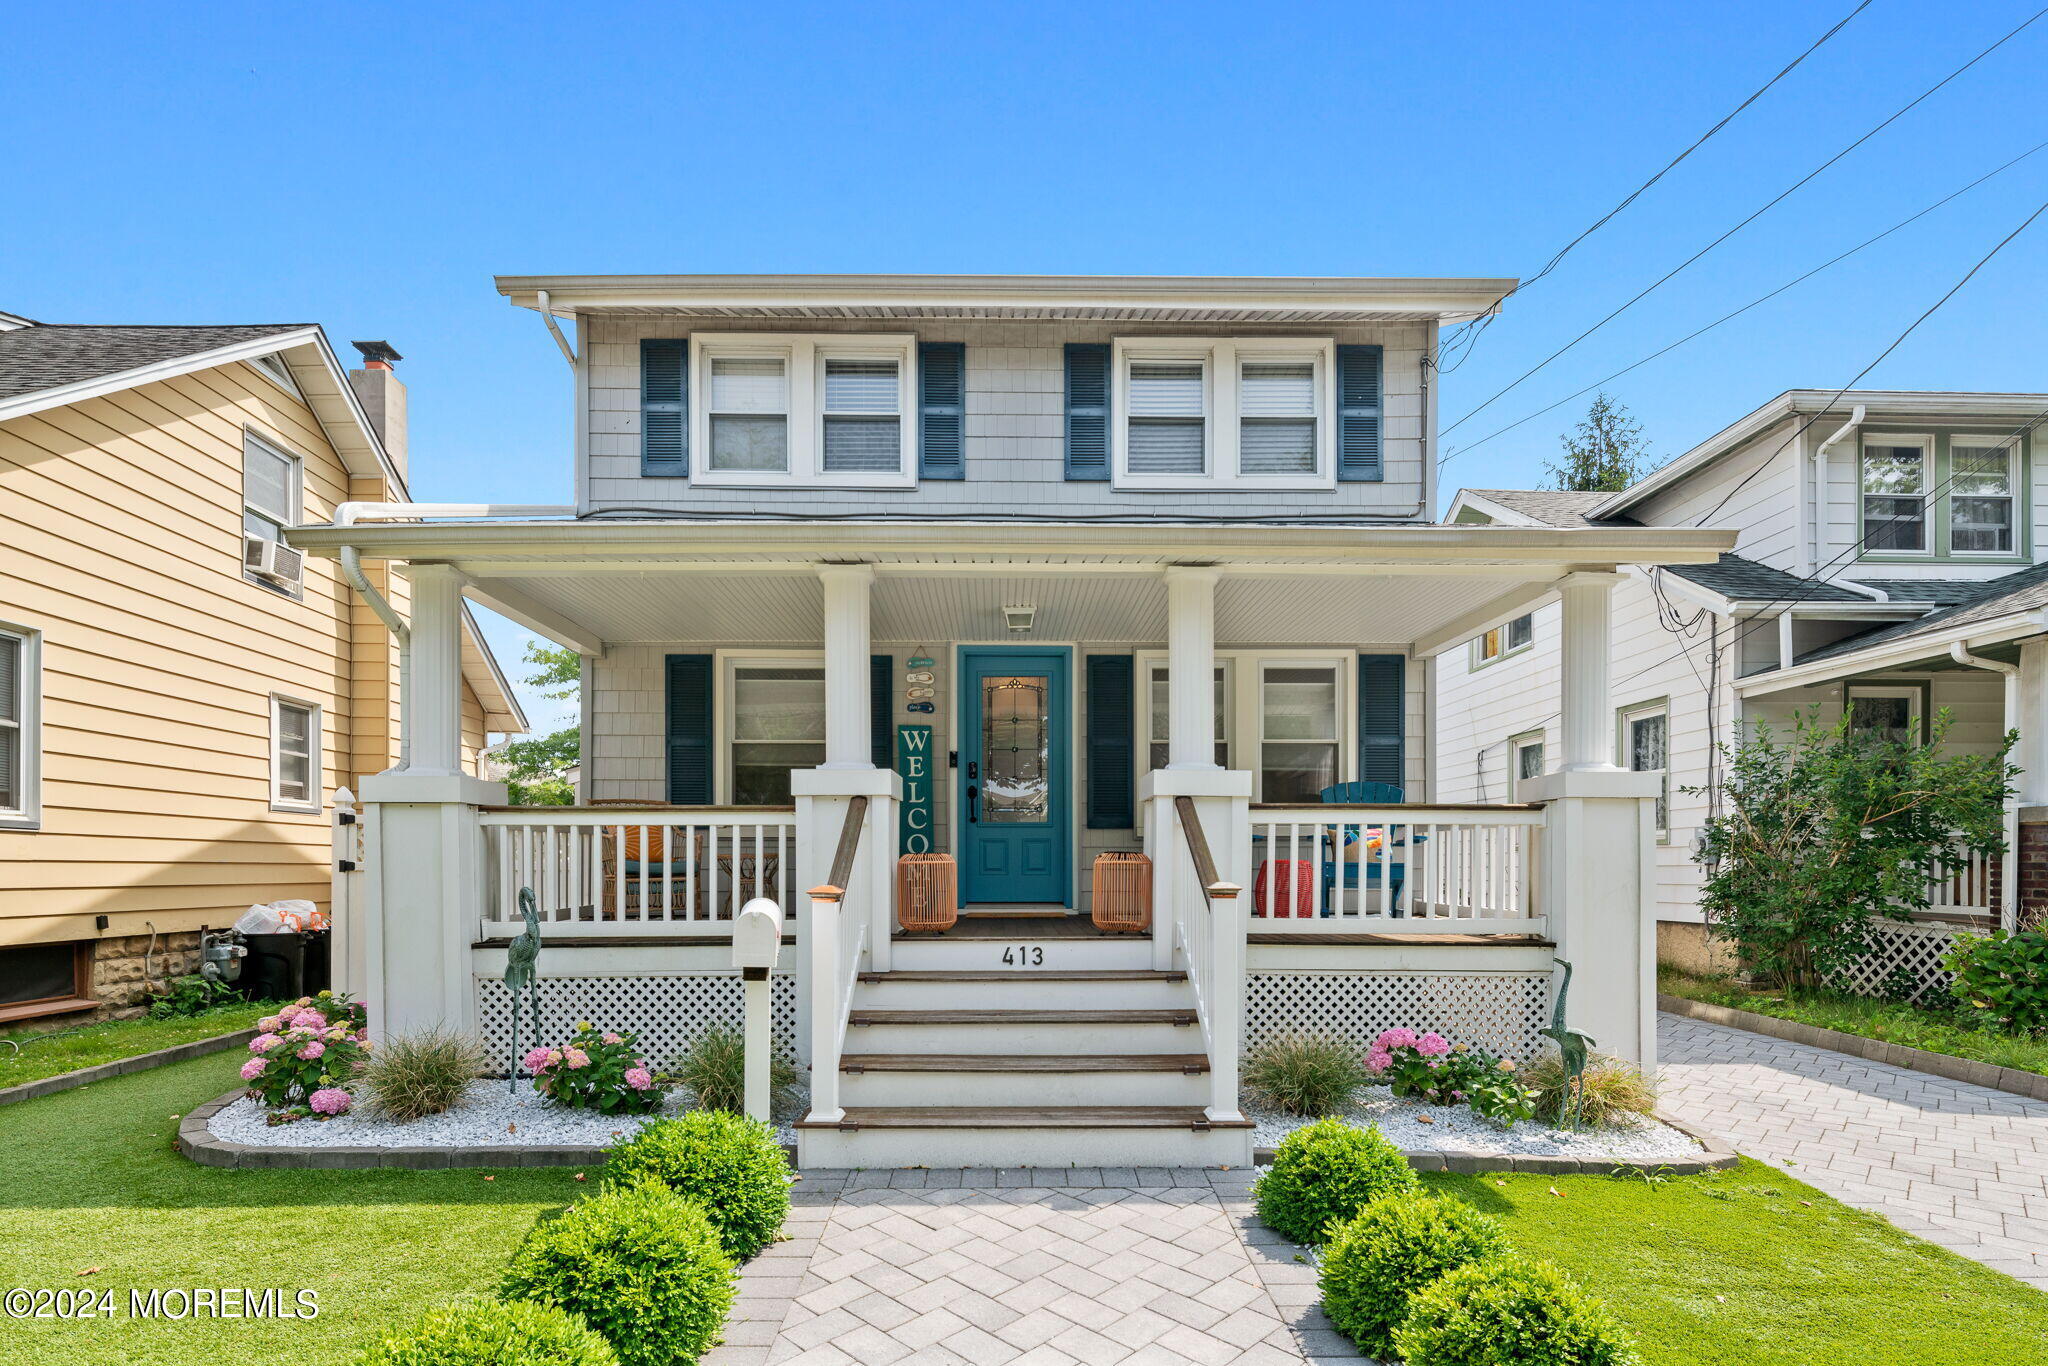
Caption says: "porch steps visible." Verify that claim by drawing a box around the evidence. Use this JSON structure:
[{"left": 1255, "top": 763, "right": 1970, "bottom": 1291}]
[
  {"left": 847, "top": 1008, "right": 1197, "bottom": 1026},
  {"left": 797, "top": 1106, "right": 1245, "bottom": 1129},
  {"left": 856, "top": 970, "right": 1187, "bottom": 984},
  {"left": 840, "top": 1053, "right": 1209, "bottom": 1071}
]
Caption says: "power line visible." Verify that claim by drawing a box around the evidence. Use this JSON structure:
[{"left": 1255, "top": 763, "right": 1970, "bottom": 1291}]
[{"left": 1441, "top": 7, "right": 2048, "bottom": 437}]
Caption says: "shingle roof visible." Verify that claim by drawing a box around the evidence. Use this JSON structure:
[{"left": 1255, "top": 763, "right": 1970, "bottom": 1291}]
[
  {"left": 1855, "top": 579, "right": 1984, "bottom": 605},
  {"left": 1463, "top": 488, "right": 1634, "bottom": 528},
  {"left": 1795, "top": 559, "right": 2048, "bottom": 666},
  {"left": 0, "top": 323, "right": 307, "bottom": 404},
  {"left": 1665, "top": 553, "right": 1869, "bottom": 604}
]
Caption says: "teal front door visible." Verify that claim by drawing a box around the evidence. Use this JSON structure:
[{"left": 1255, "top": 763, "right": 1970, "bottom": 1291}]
[{"left": 959, "top": 648, "right": 1071, "bottom": 905}]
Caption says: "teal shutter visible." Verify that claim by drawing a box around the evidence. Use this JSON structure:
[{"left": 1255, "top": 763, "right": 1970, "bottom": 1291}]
[
  {"left": 664, "top": 654, "right": 714, "bottom": 803},
  {"left": 918, "top": 342, "right": 965, "bottom": 480},
  {"left": 1085, "top": 654, "right": 1135, "bottom": 828},
  {"left": 1064, "top": 343, "right": 1111, "bottom": 481},
  {"left": 1336, "top": 345, "right": 1383, "bottom": 482},
  {"left": 641, "top": 339, "right": 689, "bottom": 477},
  {"left": 871, "top": 654, "right": 893, "bottom": 768},
  {"left": 1357, "top": 654, "right": 1405, "bottom": 786}
]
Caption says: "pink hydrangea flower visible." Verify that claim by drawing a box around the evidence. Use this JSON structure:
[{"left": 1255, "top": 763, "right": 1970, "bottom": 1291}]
[
  {"left": 249, "top": 1033, "right": 282, "bottom": 1053},
  {"left": 1365, "top": 1048, "right": 1393, "bottom": 1074},
  {"left": 256, "top": 1015, "right": 285, "bottom": 1033},
  {"left": 623, "top": 1067, "right": 653, "bottom": 1091},
  {"left": 1416, "top": 1032, "right": 1452, "bottom": 1057},
  {"left": 563, "top": 1047, "right": 591, "bottom": 1070},
  {"left": 522, "top": 1046, "right": 554, "bottom": 1075},
  {"left": 602, "top": 1033, "right": 623, "bottom": 1045},
  {"left": 1376, "top": 1027, "right": 1418, "bottom": 1051},
  {"left": 309, "top": 1088, "right": 351, "bottom": 1115},
  {"left": 292, "top": 1009, "right": 328, "bottom": 1030},
  {"left": 239, "top": 1058, "right": 266, "bottom": 1081},
  {"left": 1424, "top": 1058, "right": 1442, "bottom": 1070},
  {"left": 297, "top": 1041, "right": 326, "bottom": 1061}
]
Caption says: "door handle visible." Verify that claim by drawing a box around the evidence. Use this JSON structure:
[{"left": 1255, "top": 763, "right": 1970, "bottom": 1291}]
[{"left": 966, "top": 785, "right": 979, "bottom": 823}]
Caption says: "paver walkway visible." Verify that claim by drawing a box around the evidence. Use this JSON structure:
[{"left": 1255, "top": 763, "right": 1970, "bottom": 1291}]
[
  {"left": 1660, "top": 1012, "right": 2048, "bottom": 1291},
  {"left": 708, "top": 1167, "right": 1352, "bottom": 1366}
]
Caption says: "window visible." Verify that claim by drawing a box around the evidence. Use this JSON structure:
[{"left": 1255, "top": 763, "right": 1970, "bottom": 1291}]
[
  {"left": 1260, "top": 664, "right": 1340, "bottom": 803},
  {"left": 1474, "top": 613, "right": 1535, "bottom": 666},
  {"left": 1847, "top": 683, "right": 1926, "bottom": 744},
  {"left": 1512, "top": 734, "right": 1545, "bottom": 799},
  {"left": 270, "top": 697, "right": 320, "bottom": 812},
  {"left": 1861, "top": 441, "right": 1929, "bottom": 552},
  {"left": 692, "top": 334, "right": 916, "bottom": 488},
  {"left": 1621, "top": 703, "right": 1669, "bottom": 835},
  {"left": 1113, "top": 338, "right": 1333, "bottom": 489},
  {"left": 0, "top": 942, "right": 91, "bottom": 1022},
  {"left": 729, "top": 663, "right": 826, "bottom": 804},
  {"left": 243, "top": 432, "right": 301, "bottom": 544},
  {"left": 1951, "top": 441, "right": 2016, "bottom": 554},
  {"left": 0, "top": 624, "right": 40, "bottom": 828},
  {"left": 1145, "top": 663, "right": 1231, "bottom": 771}
]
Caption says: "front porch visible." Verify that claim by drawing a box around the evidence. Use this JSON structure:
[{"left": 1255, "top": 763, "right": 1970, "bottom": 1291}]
[{"left": 304, "top": 512, "right": 1731, "bottom": 1166}]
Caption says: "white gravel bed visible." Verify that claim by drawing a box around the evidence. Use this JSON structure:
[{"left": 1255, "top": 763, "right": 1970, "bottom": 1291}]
[
  {"left": 1251, "top": 1090, "right": 1702, "bottom": 1165},
  {"left": 210, "top": 1079, "right": 809, "bottom": 1150}
]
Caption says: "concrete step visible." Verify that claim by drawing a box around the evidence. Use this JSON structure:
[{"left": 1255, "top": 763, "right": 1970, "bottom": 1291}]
[
  {"left": 793, "top": 1106, "right": 1254, "bottom": 1168},
  {"left": 842, "top": 1008, "right": 1200, "bottom": 1055},
  {"left": 838, "top": 1053, "right": 1210, "bottom": 1107},
  {"left": 853, "top": 969, "right": 1191, "bottom": 1010},
  {"left": 885, "top": 936, "right": 1157, "bottom": 973}
]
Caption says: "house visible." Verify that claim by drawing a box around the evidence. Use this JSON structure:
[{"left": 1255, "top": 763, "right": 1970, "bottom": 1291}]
[
  {"left": 1440, "top": 389, "right": 2048, "bottom": 988},
  {"left": 290, "top": 273, "right": 1733, "bottom": 1166},
  {"left": 0, "top": 316, "right": 526, "bottom": 1025}
]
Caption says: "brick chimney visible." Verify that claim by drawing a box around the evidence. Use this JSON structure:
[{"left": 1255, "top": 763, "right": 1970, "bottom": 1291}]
[{"left": 348, "top": 340, "right": 408, "bottom": 480}]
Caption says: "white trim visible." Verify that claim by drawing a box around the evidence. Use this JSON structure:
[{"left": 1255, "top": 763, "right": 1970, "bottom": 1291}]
[
  {"left": 246, "top": 351, "right": 302, "bottom": 398},
  {"left": 1136, "top": 654, "right": 1237, "bottom": 778},
  {"left": 689, "top": 333, "right": 917, "bottom": 490},
  {"left": 0, "top": 622, "right": 42, "bottom": 830},
  {"left": 269, "top": 694, "right": 323, "bottom": 814},
  {"left": 1110, "top": 337, "right": 1335, "bottom": 492}
]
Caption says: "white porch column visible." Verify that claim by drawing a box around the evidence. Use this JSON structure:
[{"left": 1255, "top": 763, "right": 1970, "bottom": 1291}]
[
  {"left": 2017, "top": 641, "right": 2048, "bottom": 807},
  {"left": 407, "top": 564, "right": 468, "bottom": 777},
  {"left": 1558, "top": 572, "right": 1623, "bottom": 771},
  {"left": 1165, "top": 566, "right": 1221, "bottom": 770},
  {"left": 819, "top": 564, "right": 876, "bottom": 769}
]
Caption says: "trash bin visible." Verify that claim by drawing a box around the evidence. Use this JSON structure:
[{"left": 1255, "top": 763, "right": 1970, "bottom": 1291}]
[
  {"left": 301, "top": 928, "right": 332, "bottom": 996},
  {"left": 241, "top": 933, "right": 307, "bottom": 1002}
]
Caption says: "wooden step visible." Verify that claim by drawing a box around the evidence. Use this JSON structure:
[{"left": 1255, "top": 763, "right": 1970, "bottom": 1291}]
[
  {"left": 847, "top": 1008, "right": 1197, "bottom": 1027},
  {"left": 856, "top": 969, "right": 1187, "bottom": 984},
  {"left": 794, "top": 1106, "right": 1253, "bottom": 1130},
  {"left": 841, "top": 1053, "right": 1209, "bottom": 1074}
]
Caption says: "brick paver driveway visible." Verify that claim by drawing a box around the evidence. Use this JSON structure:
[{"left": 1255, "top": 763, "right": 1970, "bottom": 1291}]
[{"left": 1660, "top": 1013, "right": 2048, "bottom": 1291}]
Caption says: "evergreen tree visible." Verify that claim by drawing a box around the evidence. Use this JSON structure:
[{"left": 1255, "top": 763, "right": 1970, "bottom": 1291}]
[{"left": 1545, "top": 392, "right": 1651, "bottom": 493}]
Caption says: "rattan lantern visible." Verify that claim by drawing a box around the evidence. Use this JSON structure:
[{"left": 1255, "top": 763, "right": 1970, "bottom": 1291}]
[
  {"left": 896, "top": 853, "right": 959, "bottom": 933},
  {"left": 1092, "top": 851, "right": 1152, "bottom": 932}
]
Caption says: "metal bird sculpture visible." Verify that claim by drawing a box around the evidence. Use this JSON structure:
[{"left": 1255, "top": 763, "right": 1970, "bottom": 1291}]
[
  {"left": 504, "top": 888, "right": 543, "bottom": 1094},
  {"left": 1541, "top": 958, "right": 1598, "bottom": 1131}
]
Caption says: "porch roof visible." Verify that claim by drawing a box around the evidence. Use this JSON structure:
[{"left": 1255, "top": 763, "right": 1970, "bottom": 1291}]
[{"left": 289, "top": 516, "right": 1734, "bottom": 655}]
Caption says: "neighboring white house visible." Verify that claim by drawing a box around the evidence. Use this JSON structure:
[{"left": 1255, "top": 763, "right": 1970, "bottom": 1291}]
[
  {"left": 1439, "top": 390, "right": 2048, "bottom": 982},
  {"left": 295, "top": 273, "right": 1733, "bottom": 1167}
]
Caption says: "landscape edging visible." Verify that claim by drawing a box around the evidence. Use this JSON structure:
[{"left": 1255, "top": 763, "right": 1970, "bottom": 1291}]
[
  {"left": 0, "top": 1028, "right": 260, "bottom": 1109},
  {"left": 1250, "top": 1110, "right": 1736, "bottom": 1175},
  {"left": 1658, "top": 993, "right": 2048, "bottom": 1102}
]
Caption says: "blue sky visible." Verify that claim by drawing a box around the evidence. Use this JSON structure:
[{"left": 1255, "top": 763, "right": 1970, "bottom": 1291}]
[{"left": 7, "top": 1, "right": 2046, "bottom": 735}]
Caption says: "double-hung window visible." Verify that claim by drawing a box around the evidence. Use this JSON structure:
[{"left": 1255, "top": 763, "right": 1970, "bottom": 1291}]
[
  {"left": 0, "top": 624, "right": 40, "bottom": 828},
  {"left": 1620, "top": 702, "right": 1669, "bottom": 835},
  {"left": 728, "top": 662, "right": 827, "bottom": 805},
  {"left": 1145, "top": 662, "right": 1232, "bottom": 771},
  {"left": 270, "top": 696, "right": 320, "bottom": 813},
  {"left": 1474, "top": 613, "right": 1534, "bottom": 666},
  {"left": 1113, "top": 339, "right": 1334, "bottom": 490},
  {"left": 1951, "top": 440, "right": 2017, "bottom": 554},
  {"left": 243, "top": 432, "right": 300, "bottom": 546},
  {"left": 1259, "top": 663, "right": 1341, "bottom": 803},
  {"left": 1861, "top": 441, "right": 1930, "bottom": 552},
  {"left": 692, "top": 335, "right": 916, "bottom": 489},
  {"left": 1512, "top": 734, "right": 1545, "bottom": 799},
  {"left": 1846, "top": 683, "right": 1925, "bottom": 743}
]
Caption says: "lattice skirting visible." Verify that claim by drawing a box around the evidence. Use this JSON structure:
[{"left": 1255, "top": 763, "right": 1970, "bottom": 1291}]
[
  {"left": 1245, "top": 971, "right": 1550, "bottom": 1061},
  {"left": 477, "top": 973, "right": 797, "bottom": 1069},
  {"left": 1826, "top": 918, "right": 1968, "bottom": 1005}
]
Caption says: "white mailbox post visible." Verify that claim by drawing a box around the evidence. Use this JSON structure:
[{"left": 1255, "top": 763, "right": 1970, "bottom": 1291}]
[{"left": 732, "top": 897, "right": 785, "bottom": 1122}]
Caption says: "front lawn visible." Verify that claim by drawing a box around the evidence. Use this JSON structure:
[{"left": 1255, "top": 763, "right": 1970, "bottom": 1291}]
[
  {"left": 1421, "top": 1162, "right": 2048, "bottom": 1365},
  {"left": 0, "top": 1002, "right": 275, "bottom": 1090},
  {"left": 1660, "top": 965, "right": 2048, "bottom": 1078}
]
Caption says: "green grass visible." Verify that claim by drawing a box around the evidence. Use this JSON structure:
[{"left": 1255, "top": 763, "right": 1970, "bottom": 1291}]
[
  {"left": 0, "top": 1051, "right": 585, "bottom": 1365},
  {"left": 1422, "top": 1162, "right": 2048, "bottom": 1365},
  {"left": 0, "top": 1003, "right": 277, "bottom": 1090},
  {"left": 1660, "top": 966, "right": 2048, "bottom": 1078}
]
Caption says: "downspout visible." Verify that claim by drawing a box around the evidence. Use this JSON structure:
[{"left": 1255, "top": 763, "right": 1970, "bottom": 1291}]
[
  {"left": 536, "top": 290, "right": 578, "bottom": 366},
  {"left": 1811, "top": 404, "right": 1865, "bottom": 575},
  {"left": 341, "top": 545, "right": 411, "bottom": 770},
  {"left": 1950, "top": 639, "right": 2021, "bottom": 931}
]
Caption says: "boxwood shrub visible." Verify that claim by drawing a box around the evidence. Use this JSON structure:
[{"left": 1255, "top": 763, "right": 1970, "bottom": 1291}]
[
  {"left": 1320, "top": 1191, "right": 1514, "bottom": 1358},
  {"left": 500, "top": 1180, "right": 735, "bottom": 1366},
  {"left": 354, "top": 1300, "right": 618, "bottom": 1366},
  {"left": 1253, "top": 1117, "right": 1418, "bottom": 1244},
  {"left": 601, "top": 1110, "right": 792, "bottom": 1260},
  {"left": 1394, "top": 1257, "right": 1643, "bottom": 1366}
]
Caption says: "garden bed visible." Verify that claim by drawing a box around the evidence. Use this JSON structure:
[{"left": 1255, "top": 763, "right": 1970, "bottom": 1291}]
[{"left": 1250, "top": 1095, "right": 1729, "bottom": 1173}]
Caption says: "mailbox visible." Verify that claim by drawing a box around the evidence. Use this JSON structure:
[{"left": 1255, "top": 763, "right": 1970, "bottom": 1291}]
[{"left": 733, "top": 897, "right": 784, "bottom": 976}]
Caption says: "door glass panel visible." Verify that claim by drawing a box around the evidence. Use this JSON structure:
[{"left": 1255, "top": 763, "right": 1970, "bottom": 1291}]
[{"left": 981, "top": 675, "right": 1049, "bottom": 823}]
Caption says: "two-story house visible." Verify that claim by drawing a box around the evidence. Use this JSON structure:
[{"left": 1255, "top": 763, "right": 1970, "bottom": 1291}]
[
  {"left": 288, "top": 273, "right": 1732, "bottom": 1167},
  {"left": 1439, "top": 389, "right": 2048, "bottom": 990},
  {"left": 0, "top": 316, "right": 525, "bottom": 1024}
]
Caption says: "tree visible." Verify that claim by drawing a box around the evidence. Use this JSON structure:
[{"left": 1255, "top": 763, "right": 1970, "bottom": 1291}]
[
  {"left": 1689, "top": 709, "right": 2015, "bottom": 993},
  {"left": 503, "top": 642, "right": 582, "bottom": 806},
  {"left": 1545, "top": 392, "right": 1651, "bottom": 493}
]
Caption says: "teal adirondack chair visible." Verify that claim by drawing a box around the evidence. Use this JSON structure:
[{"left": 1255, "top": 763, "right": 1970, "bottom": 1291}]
[{"left": 1319, "top": 782, "right": 1410, "bottom": 917}]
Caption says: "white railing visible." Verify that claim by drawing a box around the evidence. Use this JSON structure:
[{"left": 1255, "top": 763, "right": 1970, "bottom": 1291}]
[
  {"left": 805, "top": 795, "right": 873, "bottom": 1125},
  {"left": 1245, "top": 804, "right": 1546, "bottom": 934},
  {"left": 1168, "top": 795, "right": 1244, "bottom": 1122},
  {"left": 1923, "top": 842, "right": 1996, "bottom": 920},
  {"left": 479, "top": 807, "right": 797, "bottom": 937}
]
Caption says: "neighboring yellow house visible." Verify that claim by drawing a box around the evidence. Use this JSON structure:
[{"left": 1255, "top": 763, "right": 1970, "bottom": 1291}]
[{"left": 0, "top": 315, "right": 525, "bottom": 1022}]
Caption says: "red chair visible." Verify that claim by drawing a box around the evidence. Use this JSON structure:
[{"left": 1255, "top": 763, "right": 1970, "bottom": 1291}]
[{"left": 1252, "top": 859, "right": 1316, "bottom": 918}]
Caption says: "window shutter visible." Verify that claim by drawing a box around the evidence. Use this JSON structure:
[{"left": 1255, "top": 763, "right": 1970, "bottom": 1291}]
[
  {"left": 1064, "top": 343, "right": 1111, "bottom": 481},
  {"left": 1357, "top": 654, "right": 1405, "bottom": 786},
  {"left": 664, "top": 654, "right": 714, "bottom": 803},
  {"left": 871, "top": 654, "right": 893, "bottom": 768},
  {"left": 1085, "top": 654, "right": 1135, "bottom": 828},
  {"left": 641, "top": 339, "right": 689, "bottom": 477},
  {"left": 918, "top": 342, "right": 966, "bottom": 480},
  {"left": 1336, "top": 344, "right": 1383, "bottom": 482}
]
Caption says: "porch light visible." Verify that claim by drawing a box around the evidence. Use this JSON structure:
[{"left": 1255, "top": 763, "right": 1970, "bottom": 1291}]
[{"left": 1002, "top": 603, "right": 1036, "bottom": 633}]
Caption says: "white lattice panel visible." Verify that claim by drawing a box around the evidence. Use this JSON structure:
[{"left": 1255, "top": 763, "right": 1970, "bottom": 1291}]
[
  {"left": 1245, "top": 972, "right": 1549, "bottom": 1062},
  {"left": 1827, "top": 919, "right": 1966, "bottom": 1005},
  {"left": 476, "top": 972, "right": 797, "bottom": 1070}
]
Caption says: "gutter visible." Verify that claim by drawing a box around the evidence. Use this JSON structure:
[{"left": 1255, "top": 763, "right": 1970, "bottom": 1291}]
[
  {"left": 535, "top": 289, "right": 578, "bottom": 366},
  {"left": 1734, "top": 609, "right": 2048, "bottom": 696}
]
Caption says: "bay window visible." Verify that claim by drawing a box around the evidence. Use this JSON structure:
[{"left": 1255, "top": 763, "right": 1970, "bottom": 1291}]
[
  {"left": 692, "top": 335, "right": 916, "bottom": 488},
  {"left": 1114, "top": 338, "right": 1333, "bottom": 489},
  {"left": 1861, "top": 441, "right": 1930, "bottom": 552},
  {"left": 1950, "top": 441, "right": 2015, "bottom": 554}
]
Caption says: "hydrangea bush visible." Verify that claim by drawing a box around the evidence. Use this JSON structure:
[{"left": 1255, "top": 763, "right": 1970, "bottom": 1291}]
[
  {"left": 242, "top": 991, "right": 372, "bottom": 1122},
  {"left": 1367, "top": 1028, "right": 1537, "bottom": 1128},
  {"left": 525, "top": 1023, "right": 666, "bottom": 1115}
]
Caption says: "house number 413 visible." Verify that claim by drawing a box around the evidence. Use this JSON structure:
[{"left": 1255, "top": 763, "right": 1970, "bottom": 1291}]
[{"left": 1000, "top": 945, "right": 1044, "bottom": 967}]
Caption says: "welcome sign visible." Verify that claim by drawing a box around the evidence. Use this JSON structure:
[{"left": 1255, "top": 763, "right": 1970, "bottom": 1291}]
[{"left": 896, "top": 724, "right": 935, "bottom": 854}]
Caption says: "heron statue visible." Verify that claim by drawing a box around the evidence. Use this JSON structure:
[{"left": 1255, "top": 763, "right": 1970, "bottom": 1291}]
[
  {"left": 504, "top": 887, "right": 543, "bottom": 1094},
  {"left": 1540, "top": 957, "right": 1598, "bottom": 1131}
]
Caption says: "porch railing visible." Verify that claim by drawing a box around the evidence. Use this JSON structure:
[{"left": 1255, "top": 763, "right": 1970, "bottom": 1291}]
[
  {"left": 1924, "top": 842, "right": 1996, "bottom": 921},
  {"left": 1245, "top": 804, "right": 1546, "bottom": 934},
  {"left": 480, "top": 807, "right": 797, "bottom": 937},
  {"left": 807, "top": 796, "right": 870, "bottom": 1124},
  {"left": 1171, "top": 795, "right": 1243, "bottom": 1121}
]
